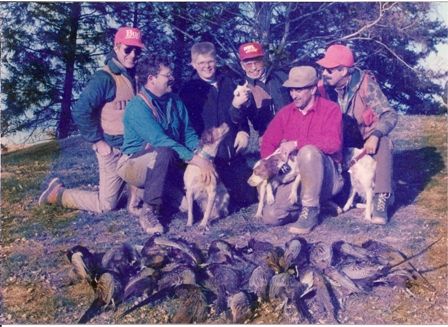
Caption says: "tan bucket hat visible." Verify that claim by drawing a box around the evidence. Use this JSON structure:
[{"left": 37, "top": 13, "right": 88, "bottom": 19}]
[{"left": 283, "top": 66, "right": 318, "bottom": 88}]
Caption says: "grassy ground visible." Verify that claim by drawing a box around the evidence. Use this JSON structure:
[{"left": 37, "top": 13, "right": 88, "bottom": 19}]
[
  {"left": 1, "top": 141, "right": 78, "bottom": 245},
  {"left": 0, "top": 115, "right": 447, "bottom": 324}
]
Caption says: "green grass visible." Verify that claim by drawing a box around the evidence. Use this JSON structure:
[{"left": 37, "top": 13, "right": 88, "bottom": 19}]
[
  {"left": 1, "top": 141, "right": 77, "bottom": 244},
  {"left": 416, "top": 119, "right": 448, "bottom": 215}
]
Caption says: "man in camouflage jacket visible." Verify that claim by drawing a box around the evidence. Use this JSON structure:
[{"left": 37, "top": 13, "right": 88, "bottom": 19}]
[{"left": 316, "top": 44, "right": 398, "bottom": 224}]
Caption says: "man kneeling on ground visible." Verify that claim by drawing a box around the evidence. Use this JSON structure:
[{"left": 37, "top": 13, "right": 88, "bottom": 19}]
[
  {"left": 260, "top": 66, "right": 344, "bottom": 234},
  {"left": 117, "top": 54, "right": 215, "bottom": 234}
]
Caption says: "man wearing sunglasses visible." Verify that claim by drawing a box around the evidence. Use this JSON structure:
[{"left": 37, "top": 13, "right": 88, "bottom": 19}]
[
  {"left": 316, "top": 44, "right": 398, "bottom": 225},
  {"left": 259, "top": 66, "right": 344, "bottom": 234},
  {"left": 39, "top": 26, "right": 144, "bottom": 215},
  {"left": 231, "top": 42, "right": 291, "bottom": 137}
]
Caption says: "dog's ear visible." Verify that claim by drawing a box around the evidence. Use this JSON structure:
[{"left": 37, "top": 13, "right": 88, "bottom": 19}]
[
  {"left": 200, "top": 128, "right": 215, "bottom": 146},
  {"left": 267, "top": 156, "right": 282, "bottom": 174}
]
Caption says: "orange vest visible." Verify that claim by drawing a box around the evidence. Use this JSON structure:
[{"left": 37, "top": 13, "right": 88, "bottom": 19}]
[{"left": 100, "top": 65, "right": 135, "bottom": 135}]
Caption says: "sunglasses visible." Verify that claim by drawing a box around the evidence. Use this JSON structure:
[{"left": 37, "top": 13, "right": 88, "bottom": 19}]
[
  {"left": 322, "top": 66, "right": 343, "bottom": 74},
  {"left": 123, "top": 46, "right": 142, "bottom": 56}
]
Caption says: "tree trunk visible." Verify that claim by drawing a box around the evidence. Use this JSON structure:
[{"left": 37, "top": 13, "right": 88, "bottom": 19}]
[{"left": 57, "top": 2, "right": 81, "bottom": 139}]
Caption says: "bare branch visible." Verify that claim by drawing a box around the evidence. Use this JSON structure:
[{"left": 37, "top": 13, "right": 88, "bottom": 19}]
[
  {"left": 340, "top": 2, "right": 398, "bottom": 40},
  {"left": 349, "top": 36, "right": 418, "bottom": 73}
]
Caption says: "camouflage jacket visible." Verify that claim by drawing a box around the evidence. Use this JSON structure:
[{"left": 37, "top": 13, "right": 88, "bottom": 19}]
[{"left": 320, "top": 67, "right": 398, "bottom": 139}]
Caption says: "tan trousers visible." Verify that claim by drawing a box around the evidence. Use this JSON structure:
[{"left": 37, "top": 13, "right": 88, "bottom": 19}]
[
  {"left": 262, "top": 145, "right": 344, "bottom": 226},
  {"left": 61, "top": 146, "right": 126, "bottom": 213}
]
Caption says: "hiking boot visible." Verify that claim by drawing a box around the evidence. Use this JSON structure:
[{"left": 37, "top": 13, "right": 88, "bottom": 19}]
[
  {"left": 38, "top": 177, "right": 64, "bottom": 206},
  {"left": 288, "top": 206, "right": 319, "bottom": 234},
  {"left": 127, "top": 185, "right": 143, "bottom": 216},
  {"left": 139, "top": 204, "right": 164, "bottom": 234},
  {"left": 371, "top": 192, "right": 393, "bottom": 225}
]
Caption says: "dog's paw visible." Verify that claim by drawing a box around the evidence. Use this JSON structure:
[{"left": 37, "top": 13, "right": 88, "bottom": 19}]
[
  {"left": 197, "top": 223, "right": 210, "bottom": 232},
  {"left": 342, "top": 204, "right": 351, "bottom": 212}
]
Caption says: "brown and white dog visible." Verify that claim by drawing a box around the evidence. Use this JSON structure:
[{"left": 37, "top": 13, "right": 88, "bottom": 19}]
[
  {"left": 342, "top": 147, "right": 377, "bottom": 221},
  {"left": 248, "top": 146, "right": 301, "bottom": 218},
  {"left": 182, "top": 123, "right": 230, "bottom": 229}
]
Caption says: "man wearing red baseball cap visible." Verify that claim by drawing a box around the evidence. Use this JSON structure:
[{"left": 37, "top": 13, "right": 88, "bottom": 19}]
[
  {"left": 231, "top": 41, "right": 291, "bottom": 137},
  {"left": 39, "top": 26, "right": 145, "bottom": 216},
  {"left": 316, "top": 44, "right": 398, "bottom": 225}
]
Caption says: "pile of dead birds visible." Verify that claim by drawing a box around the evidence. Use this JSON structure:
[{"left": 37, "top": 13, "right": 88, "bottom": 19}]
[{"left": 67, "top": 235, "right": 436, "bottom": 324}]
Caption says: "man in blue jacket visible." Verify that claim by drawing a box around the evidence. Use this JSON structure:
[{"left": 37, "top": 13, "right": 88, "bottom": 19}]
[
  {"left": 117, "top": 54, "right": 215, "bottom": 234},
  {"left": 38, "top": 27, "right": 144, "bottom": 214}
]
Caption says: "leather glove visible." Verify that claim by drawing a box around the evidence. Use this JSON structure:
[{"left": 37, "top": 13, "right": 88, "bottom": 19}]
[{"left": 234, "top": 131, "right": 249, "bottom": 153}]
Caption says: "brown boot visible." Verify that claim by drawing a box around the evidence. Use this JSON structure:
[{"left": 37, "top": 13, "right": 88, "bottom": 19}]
[
  {"left": 139, "top": 204, "right": 164, "bottom": 234},
  {"left": 38, "top": 177, "right": 64, "bottom": 206}
]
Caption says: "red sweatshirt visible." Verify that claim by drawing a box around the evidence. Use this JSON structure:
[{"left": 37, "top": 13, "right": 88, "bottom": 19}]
[{"left": 260, "top": 96, "right": 342, "bottom": 162}]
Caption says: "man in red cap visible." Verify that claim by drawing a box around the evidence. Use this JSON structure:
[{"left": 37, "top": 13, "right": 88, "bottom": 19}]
[
  {"left": 39, "top": 26, "right": 145, "bottom": 215},
  {"left": 231, "top": 41, "right": 291, "bottom": 137},
  {"left": 316, "top": 44, "right": 398, "bottom": 225}
]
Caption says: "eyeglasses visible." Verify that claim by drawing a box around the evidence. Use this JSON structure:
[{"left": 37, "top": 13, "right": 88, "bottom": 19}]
[
  {"left": 123, "top": 46, "right": 142, "bottom": 56},
  {"left": 242, "top": 58, "right": 264, "bottom": 68},
  {"left": 322, "top": 66, "right": 343, "bottom": 74},
  {"left": 158, "top": 73, "right": 174, "bottom": 79}
]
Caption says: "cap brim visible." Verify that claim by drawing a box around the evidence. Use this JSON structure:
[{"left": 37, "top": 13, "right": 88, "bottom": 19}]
[
  {"left": 316, "top": 57, "right": 339, "bottom": 69},
  {"left": 119, "top": 40, "right": 145, "bottom": 48},
  {"left": 283, "top": 80, "right": 317, "bottom": 88},
  {"left": 240, "top": 54, "right": 264, "bottom": 61}
]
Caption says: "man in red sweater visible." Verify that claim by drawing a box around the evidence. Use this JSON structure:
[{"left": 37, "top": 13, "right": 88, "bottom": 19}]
[{"left": 260, "top": 66, "right": 344, "bottom": 234}]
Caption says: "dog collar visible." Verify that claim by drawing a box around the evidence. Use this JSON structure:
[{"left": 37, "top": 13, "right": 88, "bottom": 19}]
[{"left": 197, "top": 148, "right": 214, "bottom": 161}]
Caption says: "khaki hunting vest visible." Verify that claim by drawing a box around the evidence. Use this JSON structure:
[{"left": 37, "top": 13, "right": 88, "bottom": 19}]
[{"left": 100, "top": 65, "right": 135, "bottom": 135}]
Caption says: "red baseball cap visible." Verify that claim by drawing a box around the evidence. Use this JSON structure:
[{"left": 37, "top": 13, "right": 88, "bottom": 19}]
[
  {"left": 114, "top": 27, "right": 144, "bottom": 48},
  {"left": 316, "top": 44, "right": 354, "bottom": 68},
  {"left": 238, "top": 42, "right": 265, "bottom": 61}
]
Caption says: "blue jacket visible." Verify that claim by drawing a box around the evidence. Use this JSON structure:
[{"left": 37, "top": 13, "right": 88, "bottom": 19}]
[
  {"left": 71, "top": 54, "right": 136, "bottom": 148},
  {"left": 121, "top": 88, "right": 199, "bottom": 161}
]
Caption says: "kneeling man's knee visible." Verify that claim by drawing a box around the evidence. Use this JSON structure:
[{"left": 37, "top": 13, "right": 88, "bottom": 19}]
[{"left": 297, "top": 145, "right": 321, "bottom": 163}]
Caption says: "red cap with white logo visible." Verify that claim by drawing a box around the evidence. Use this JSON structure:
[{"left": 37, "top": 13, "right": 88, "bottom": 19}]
[
  {"left": 114, "top": 27, "right": 144, "bottom": 48},
  {"left": 238, "top": 42, "right": 265, "bottom": 61}
]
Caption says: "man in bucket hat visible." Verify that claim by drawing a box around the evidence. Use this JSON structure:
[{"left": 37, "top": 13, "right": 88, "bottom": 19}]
[
  {"left": 316, "top": 44, "right": 398, "bottom": 225},
  {"left": 259, "top": 66, "right": 344, "bottom": 234},
  {"left": 38, "top": 26, "right": 145, "bottom": 215},
  {"left": 231, "top": 41, "right": 291, "bottom": 137}
]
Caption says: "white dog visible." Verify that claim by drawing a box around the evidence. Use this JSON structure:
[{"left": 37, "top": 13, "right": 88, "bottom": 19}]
[
  {"left": 183, "top": 123, "right": 230, "bottom": 229},
  {"left": 342, "top": 147, "right": 377, "bottom": 221},
  {"left": 248, "top": 147, "right": 301, "bottom": 218}
]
